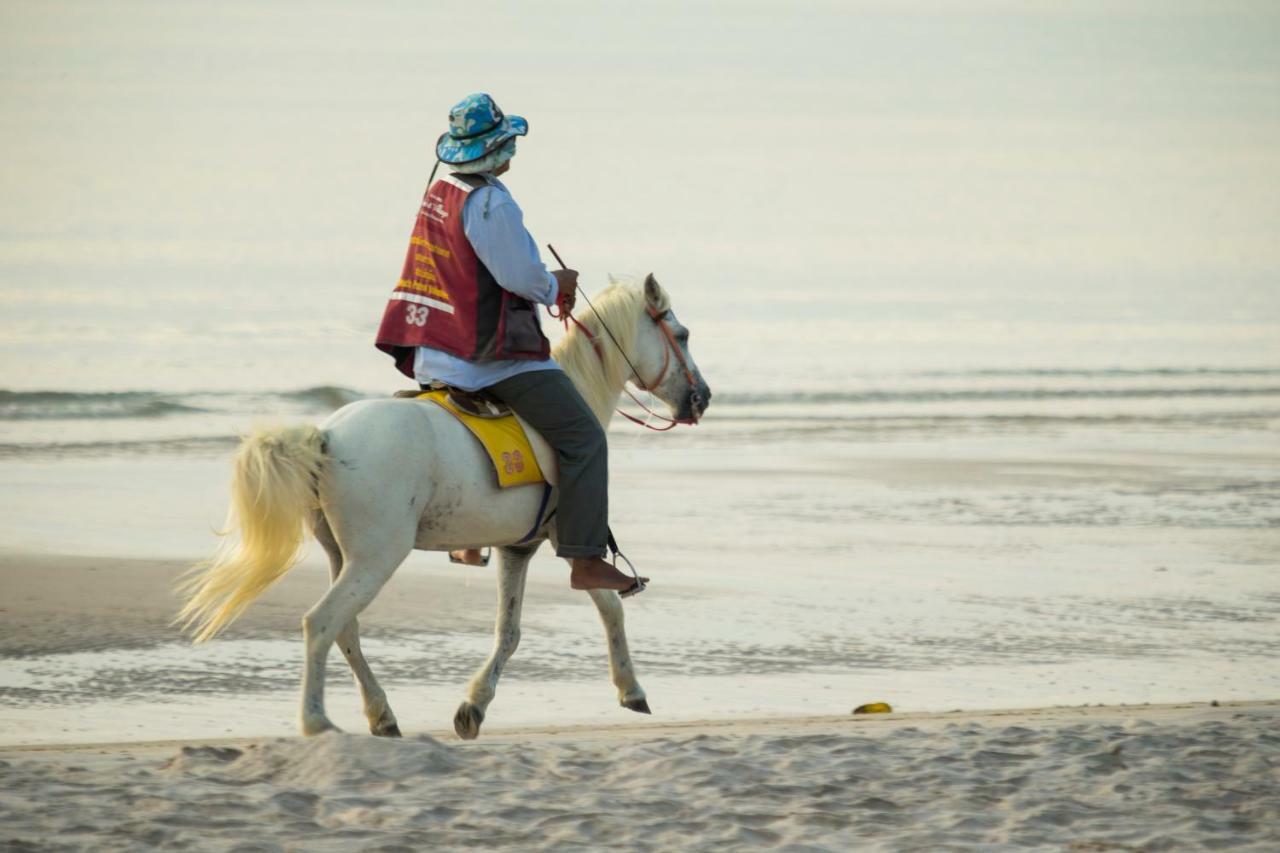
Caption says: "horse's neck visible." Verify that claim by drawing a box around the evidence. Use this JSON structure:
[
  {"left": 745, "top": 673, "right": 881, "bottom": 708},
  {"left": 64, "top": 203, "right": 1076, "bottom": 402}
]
[
  {"left": 569, "top": 367, "right": 624, "bottom": 428},
  {"left": 557, "top": 324, "right": 630, "bottom": 428}
]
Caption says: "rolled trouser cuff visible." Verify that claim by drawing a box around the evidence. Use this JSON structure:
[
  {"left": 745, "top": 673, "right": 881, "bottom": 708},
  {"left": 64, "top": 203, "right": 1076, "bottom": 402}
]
[{"left": 556, "top": 544, "right": 608, "bottom": 559}]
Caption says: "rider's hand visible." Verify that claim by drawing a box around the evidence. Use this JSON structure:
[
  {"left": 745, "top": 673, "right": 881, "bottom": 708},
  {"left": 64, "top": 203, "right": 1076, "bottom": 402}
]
[{"left": 552, "top": 268, "right": 579, "bottom": 312}]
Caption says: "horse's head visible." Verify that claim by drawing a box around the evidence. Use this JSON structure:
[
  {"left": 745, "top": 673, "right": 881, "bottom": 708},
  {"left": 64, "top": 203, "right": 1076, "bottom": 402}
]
[
  {"left": 553, "top": 274, "right": 712, "bottom": 425},
  {"left": 629, "top": 273, "right": 713, "bottom": 423}
]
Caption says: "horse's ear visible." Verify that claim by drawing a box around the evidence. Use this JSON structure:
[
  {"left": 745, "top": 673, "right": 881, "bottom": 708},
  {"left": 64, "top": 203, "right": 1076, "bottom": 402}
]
[{"left": 643, "top": 273, "right": 661, "bottom": 308}]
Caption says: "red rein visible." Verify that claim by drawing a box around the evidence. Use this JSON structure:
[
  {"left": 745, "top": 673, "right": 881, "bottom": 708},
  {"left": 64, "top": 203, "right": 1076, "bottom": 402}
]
[{"left": 545, "top": 251, "right": 698, "bottom": 432}]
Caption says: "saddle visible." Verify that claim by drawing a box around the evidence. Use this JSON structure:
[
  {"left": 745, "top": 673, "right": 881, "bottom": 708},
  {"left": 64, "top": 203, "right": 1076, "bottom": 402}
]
[
  {"left": 393, "top": 383, "right": 510, "bottom": 419},
  {"left": 393, "top": 386, "right": 558, "bottom": 489}
]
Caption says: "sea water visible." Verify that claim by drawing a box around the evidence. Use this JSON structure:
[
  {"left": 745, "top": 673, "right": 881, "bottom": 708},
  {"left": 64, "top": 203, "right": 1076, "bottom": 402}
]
[{"left": 2, "top": 2, "right": 1278, "bottom": 740}]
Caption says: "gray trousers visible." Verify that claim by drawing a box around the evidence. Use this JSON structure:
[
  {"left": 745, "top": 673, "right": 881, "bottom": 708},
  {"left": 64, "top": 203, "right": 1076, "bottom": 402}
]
[{"left": 486, "top": 369, "right": 608, "bottom": 559}]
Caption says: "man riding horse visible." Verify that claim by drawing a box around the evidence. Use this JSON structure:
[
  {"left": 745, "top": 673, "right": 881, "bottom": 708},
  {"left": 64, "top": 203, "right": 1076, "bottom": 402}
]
[{"left": 375, "top": 93, "right": 646, "bottom": 595}]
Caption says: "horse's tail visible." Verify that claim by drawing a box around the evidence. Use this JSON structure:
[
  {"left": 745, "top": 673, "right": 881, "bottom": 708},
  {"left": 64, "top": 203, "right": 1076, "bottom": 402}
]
[{"left": 177, "top": 424, "right": 327, "bottom": 643}]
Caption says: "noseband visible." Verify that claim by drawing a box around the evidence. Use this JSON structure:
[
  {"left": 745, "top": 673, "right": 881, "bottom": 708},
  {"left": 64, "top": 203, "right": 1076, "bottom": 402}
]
[{"left": 621, "top": 304, "right": 702, "bottom": 430}]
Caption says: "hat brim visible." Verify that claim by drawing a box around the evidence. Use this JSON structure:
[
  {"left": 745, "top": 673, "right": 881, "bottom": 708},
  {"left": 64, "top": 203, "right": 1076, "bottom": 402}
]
[{"left": 436, "top": 115, "right": 528, "bottom": 165}]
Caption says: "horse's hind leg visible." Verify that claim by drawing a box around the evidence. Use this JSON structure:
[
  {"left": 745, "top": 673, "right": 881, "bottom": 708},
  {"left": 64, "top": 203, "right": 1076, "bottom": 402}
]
[
  {"left": 588, "top": 589, "right": 650, "bottom": 714},
  {"left": 300, "top": 533, "right": 413, "bottom": 737},
  {"left": 314, "top": 513, "right": 401, "bottom": 737},
  {"left": 454, "top": 543, "right": 536, "bottom": 740}
]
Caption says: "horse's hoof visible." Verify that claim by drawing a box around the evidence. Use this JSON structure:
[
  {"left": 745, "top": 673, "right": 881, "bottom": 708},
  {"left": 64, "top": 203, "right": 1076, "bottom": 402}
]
[
  {"left": 369, "top": 705, "right": 401, "bottom": 737},
  {"left": 300, "top": 716, "right": 339, "bottom": 737},
  {"left": 453, "top": 703, "right": 485, "bottom": 740},
  {"left": 622, "top": 697, "right": 652, "bottom": 715}
]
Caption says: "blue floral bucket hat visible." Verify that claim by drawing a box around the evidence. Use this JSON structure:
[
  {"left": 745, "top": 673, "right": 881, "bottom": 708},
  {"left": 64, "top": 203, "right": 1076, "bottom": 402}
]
[{"left": 435, "top": 93, "right": 528, "bottom": 165}]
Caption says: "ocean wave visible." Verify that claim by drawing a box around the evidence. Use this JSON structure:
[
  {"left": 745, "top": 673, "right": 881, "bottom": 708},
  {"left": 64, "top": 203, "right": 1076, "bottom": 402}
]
[
  {"left": 280, "top": 385, "right": 371, "bottom": 410},
  {"left": 10, "top": 371, "right": 1280, "bottom": 422},
  {"left": 4, "top": 409, "right": 1275, "bottom": 461},
  {"left": 0, "top": 386, "right": 372, "bottom": 422},
  {"left": 0, "top": 390, "right": 206, "bottom": 420},
  {"left": 2, "top": 370, "right": 1277, "bottom": 426}
]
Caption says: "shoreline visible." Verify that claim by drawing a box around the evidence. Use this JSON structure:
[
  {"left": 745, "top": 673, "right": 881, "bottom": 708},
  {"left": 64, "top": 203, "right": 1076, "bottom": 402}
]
[{"left": 3, "top": 699, "right": 1273, "bottom": 756}]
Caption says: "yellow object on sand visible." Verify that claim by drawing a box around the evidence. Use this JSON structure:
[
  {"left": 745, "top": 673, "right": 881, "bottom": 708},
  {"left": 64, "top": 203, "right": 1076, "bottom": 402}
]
[
  {"left": 853, "top": 702, "right": 894, "bottom": 715},
  {"left": 417, "top": 390, "right": 545, "bottom": 489}
]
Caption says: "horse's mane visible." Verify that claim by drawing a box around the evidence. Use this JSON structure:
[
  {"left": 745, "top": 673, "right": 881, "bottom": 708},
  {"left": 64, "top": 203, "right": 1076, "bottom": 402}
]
[{"left": 552, "top": 277, "right": 671, "bottom": 423}]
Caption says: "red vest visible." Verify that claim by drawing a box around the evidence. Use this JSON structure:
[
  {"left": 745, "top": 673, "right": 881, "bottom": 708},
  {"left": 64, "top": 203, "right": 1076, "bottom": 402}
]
[{"left": 375, "top": 174, "right": 551, "bottom": 378}]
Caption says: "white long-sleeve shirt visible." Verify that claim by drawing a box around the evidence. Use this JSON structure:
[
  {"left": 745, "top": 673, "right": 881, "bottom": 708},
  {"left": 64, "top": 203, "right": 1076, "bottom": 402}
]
[{"left": 412, "top": 174, "right": 562, "bottom": 391}]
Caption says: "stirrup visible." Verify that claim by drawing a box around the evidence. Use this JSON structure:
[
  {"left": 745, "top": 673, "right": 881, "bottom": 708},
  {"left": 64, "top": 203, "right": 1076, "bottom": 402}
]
[
  {"left": 607, "top": 529, "right": 646, "bottom": 598},
  {"left": 619, "top": 577, "right": 647, "bottom": 599}
]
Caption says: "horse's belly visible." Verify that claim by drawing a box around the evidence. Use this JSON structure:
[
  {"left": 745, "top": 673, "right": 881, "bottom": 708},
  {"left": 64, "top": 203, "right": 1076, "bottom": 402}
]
[{"left": 408, "top": 411, "right": 550, "bottom": 549}]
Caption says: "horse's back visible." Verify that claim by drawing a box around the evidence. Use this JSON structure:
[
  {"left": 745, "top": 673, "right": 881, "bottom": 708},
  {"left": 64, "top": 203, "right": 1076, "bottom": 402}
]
[{"left": 322, "top": 397, "right": 437, "bottom": 454}]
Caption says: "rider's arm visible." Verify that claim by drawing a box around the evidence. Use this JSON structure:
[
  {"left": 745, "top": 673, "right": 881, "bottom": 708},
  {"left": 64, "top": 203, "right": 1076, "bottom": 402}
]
[{"left": 462, "top": 186, "right": 559, "bottom": 307}]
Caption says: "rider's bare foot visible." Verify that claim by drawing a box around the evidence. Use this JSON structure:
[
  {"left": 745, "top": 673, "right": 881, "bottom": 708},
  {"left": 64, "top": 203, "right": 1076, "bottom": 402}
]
[
  {"left": 569, "top": 557, "right": 648, "bottom": 592},
  {"left": 450, "top": 549, "right": 488, "bottom": 566}
]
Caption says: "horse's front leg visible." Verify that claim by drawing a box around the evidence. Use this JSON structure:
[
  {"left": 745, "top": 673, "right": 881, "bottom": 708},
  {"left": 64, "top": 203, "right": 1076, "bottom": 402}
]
[
  {"left": 587, "top": 588, "right": 650, "bottom": 714},
  {"left": 454, "top": 543, "right": 535, "bottom": 740}
]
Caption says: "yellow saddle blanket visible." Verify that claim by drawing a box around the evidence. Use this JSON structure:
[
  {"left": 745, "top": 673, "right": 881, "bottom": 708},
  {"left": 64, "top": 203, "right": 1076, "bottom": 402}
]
[{"left": 416, "top": 390, "right": 546, "bottom": 489}]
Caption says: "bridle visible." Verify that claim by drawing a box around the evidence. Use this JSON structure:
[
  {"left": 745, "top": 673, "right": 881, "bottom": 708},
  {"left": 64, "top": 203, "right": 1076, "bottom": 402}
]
[{"left": 545, "top": 267, "right": 702, "bottom": 431}]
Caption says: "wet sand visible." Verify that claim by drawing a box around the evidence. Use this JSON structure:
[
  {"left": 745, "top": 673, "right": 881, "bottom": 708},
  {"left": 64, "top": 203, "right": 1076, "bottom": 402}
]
[
  {"left": 4, "top": 528, "right": 1279, "bottom": 744},
  {"left": 0, "top": 550, "right": 581, "bottom": 657}
]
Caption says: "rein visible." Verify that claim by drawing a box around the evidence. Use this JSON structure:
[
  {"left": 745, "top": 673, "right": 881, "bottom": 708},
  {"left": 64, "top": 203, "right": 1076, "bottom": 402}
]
[{"left": 546, "top": 245, "right": 700, "bottom": 432}]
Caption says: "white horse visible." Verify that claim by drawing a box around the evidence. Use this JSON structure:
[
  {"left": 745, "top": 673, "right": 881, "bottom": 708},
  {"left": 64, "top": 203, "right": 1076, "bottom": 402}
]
[{"left": 178, "top": 275, "right": 711, "bottom": 739}]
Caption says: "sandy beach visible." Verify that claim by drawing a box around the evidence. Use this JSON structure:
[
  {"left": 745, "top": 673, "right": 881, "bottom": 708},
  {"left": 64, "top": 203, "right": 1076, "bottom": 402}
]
[{"left": 3, "top": 702, "right": 1277, "bottom": 851}]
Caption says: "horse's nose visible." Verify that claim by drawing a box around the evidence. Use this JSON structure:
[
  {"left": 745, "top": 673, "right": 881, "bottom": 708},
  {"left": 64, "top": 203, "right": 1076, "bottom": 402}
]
[{"left": 696, "top": 383, "right": 712, "bottom": 413}]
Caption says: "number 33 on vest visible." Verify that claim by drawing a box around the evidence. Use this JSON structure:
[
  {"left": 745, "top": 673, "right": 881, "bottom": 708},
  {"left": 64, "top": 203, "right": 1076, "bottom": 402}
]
[{"left": 405, "top": 305, "right": 429, "bottom": 326}]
